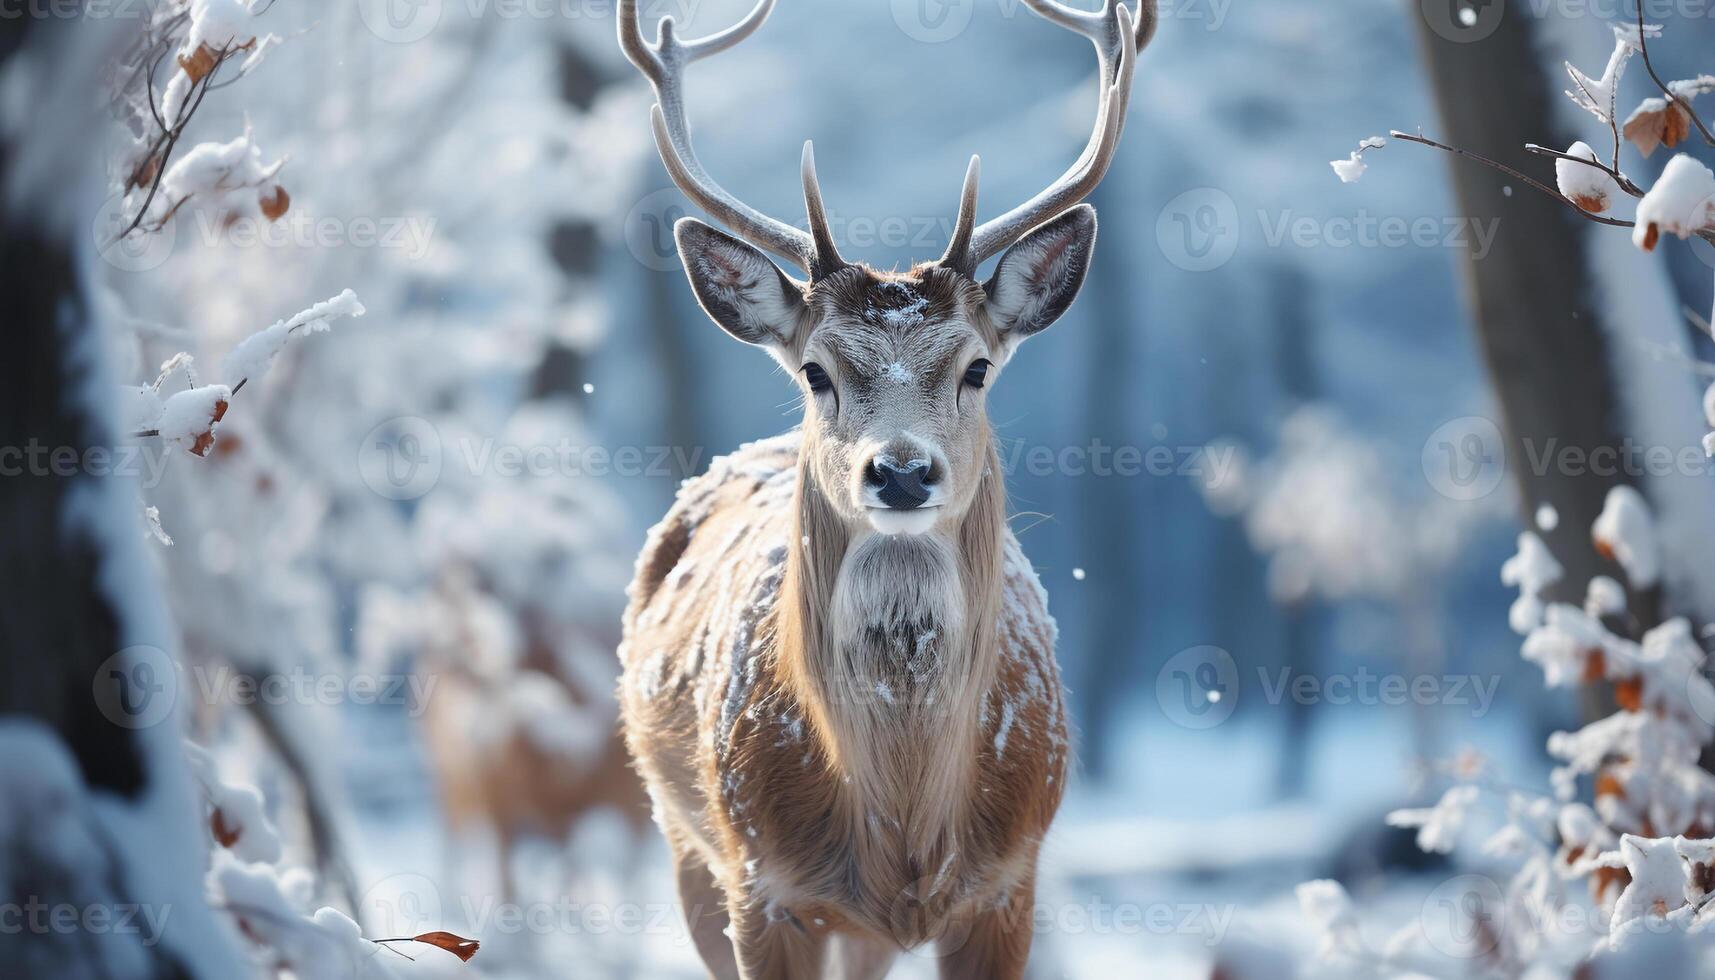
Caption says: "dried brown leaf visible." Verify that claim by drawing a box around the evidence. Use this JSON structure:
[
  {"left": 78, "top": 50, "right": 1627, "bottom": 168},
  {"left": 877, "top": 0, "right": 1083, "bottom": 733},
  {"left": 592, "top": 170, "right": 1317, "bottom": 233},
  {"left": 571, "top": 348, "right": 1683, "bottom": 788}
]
[
  {"left": 259, "top": 185, "right": 289, "bottom": 222},
  {"left": 178, "top": 44, "right": 218, "bottom": 85},
  {"left": 409, "top": 931, "right": 479, "bottom": 962},
  {"left": 1623, "top": 98, "right": 1691, "bottom": 157}
]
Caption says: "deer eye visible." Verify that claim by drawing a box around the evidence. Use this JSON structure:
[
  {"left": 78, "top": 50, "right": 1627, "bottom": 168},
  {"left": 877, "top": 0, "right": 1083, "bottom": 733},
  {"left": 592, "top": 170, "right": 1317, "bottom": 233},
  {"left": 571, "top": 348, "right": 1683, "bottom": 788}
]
[
  {"left": 962, "top": 359, "right": 991, "bottom": 389},
  {"left": 802, "top": 362, "right": 833, "bottom": 394}
]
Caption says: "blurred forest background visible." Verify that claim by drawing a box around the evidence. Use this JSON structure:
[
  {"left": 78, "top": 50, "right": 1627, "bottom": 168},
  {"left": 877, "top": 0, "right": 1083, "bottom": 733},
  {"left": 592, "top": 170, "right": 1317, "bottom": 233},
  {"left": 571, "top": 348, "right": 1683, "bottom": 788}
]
[{"left": 10, "top": 0, "right": 1715, "bottom": 976}]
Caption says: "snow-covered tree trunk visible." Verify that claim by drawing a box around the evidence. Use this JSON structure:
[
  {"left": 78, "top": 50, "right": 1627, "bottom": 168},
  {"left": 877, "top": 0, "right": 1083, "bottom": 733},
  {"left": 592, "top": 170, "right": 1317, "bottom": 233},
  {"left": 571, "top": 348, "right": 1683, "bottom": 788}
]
[{"left": 0, "top": 13, "right": 246, "bottom": 979}]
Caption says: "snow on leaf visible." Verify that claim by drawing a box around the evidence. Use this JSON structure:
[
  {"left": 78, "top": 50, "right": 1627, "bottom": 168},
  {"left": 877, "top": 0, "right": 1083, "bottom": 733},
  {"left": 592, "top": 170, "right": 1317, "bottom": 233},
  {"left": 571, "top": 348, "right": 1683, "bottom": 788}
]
[
  {"left": 157, "top": 385, "right": 231, "bottom": 456},
  {"left": 1632, "top": 154, "right": 1715, "bottom": 252},
  {"left": 1555, "top": 141, "right": 1622, "bottom": 214},
  {"left": 157, "top": 125, "right": 285, "bottom": 223},
  {"left": 1387, "top": 784, "right": 1479, "bottom": 854},
  {"left": 1623, "top": 98, "right": 1692, "bottom": 158},
  {"left": 1592, "top": 485, "right": 1661, "bottom": 588},
  {"left": 1523, "top": 603, "right": 1615, "bottom": 688},
  {"left": 1611, "top": 834, "right": 1688, "bottom": 946},
  {"left": 1585, "top": 575, "right": 1626, "bottom": 619},
  {"left": 1296, "top": 879, "right": 1363, "bottom": 960},
  {"left": 1675, "top": 837, "right": 1715, "bottom": 904},
  {"left": 1501, "top": 531, "right": 1564, "bottom": 634}
]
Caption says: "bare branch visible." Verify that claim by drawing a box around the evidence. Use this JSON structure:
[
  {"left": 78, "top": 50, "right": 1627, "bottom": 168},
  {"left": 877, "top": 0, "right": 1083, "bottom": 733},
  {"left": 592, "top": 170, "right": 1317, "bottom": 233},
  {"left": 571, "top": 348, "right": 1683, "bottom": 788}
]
[{"left": 1389, "top": 131, "right": 1639, "bottom": 229}]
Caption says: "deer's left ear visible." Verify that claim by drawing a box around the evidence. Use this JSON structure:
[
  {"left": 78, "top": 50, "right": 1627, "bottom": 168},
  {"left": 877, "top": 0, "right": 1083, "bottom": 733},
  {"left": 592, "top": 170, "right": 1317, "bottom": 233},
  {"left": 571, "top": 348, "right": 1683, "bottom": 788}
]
[{"left": 982, "top": 205, "right": 1097, "bottom": 355}]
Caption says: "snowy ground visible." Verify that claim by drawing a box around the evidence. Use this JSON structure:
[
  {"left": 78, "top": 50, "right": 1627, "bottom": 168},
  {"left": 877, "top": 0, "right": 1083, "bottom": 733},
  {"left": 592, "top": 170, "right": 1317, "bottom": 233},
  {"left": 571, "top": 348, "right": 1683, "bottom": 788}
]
[{"left": 334, "top": 695, "right": 1549, "bottom": 978}]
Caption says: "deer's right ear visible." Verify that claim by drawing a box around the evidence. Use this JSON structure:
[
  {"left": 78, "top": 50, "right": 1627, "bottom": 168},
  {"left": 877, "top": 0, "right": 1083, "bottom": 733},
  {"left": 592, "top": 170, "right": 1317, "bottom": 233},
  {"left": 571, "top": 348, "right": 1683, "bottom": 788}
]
[{"left": 674, "top": 218, "right": 809, "bottom": 359}]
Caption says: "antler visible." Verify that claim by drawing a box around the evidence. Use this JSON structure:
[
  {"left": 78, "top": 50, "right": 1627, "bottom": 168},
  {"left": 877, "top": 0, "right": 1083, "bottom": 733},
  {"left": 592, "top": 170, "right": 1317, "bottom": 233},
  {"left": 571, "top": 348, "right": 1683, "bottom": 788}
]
[
  {"left": 943, "top": 0, "right": 1153, "bottom": 274},
  {"left": 620, "top": 0, "right": 844, "bottom": 277}
]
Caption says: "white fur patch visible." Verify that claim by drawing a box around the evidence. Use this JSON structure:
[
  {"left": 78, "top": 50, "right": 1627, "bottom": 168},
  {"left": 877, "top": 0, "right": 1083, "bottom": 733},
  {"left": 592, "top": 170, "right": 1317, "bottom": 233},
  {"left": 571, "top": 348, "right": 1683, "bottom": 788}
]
[{"left": 867, "top": 507, "right": 939, "bottom": 536}]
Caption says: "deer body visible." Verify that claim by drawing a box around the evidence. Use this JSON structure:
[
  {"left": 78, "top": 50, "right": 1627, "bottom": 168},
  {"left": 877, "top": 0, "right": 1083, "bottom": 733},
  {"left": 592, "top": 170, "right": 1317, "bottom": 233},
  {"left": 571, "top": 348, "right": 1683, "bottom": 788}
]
[
  {"left": 621, "top": 410, "right": 1066, "bottom": 977},
  {"left": 614, "top": 1, "right": 1152, "bottom": 974}
]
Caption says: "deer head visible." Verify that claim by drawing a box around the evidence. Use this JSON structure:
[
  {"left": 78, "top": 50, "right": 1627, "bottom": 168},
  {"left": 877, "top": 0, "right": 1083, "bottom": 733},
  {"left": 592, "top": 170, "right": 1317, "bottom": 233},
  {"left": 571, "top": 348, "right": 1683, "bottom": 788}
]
[{"left": 621, "top": 0, "right": 1152, "bottom": 538}]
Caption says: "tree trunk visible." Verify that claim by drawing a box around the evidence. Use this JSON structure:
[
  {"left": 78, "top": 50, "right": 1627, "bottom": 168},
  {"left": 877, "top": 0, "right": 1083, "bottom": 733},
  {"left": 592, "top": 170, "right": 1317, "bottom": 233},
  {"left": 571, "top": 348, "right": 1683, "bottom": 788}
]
[
  {"left": 1412, "top": 7, "right": 1630, "bottom": 614},
  {"left": 0, "top": 14, "right": 244, "bottom": 978}
]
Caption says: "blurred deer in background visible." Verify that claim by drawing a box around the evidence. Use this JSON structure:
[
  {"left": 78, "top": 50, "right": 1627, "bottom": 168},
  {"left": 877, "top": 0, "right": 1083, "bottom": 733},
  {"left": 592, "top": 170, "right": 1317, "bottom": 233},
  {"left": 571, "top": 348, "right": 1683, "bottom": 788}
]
[
  {"left": 617, "top": 0, "right": 1152, "bottom": 975},
  {"left": 397, "top": 566, "right": 648, "bottom": 904}
]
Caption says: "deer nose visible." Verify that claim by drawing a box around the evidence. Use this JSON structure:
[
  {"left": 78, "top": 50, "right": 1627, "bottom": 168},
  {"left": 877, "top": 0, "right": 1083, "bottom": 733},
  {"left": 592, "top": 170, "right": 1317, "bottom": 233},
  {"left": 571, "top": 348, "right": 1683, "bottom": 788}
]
[{"left": 865, "top": 458, "right": 935, "bottom": 510}]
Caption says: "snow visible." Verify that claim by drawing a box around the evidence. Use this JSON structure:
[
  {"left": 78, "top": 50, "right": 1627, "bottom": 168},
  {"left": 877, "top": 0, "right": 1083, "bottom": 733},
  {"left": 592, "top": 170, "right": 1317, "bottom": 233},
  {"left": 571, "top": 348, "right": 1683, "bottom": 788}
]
[
  {"left": 65, "top": 2, "right": 1715, "bottom": 977},
  {"left": 1295, "top": 879, "right": 1361, "bottom": 959},
  {"left": 1385, "top": 784, "right": 1478, "bottom": 854},
  {"left": 1329, "top": 136, "right": 1385, "bottom": 183},
  {"left": 1592, "top": 485, "right": 1661, "bottom": 588},
  {"left": 155, "top": 383, "right": 230, "bottom": 453},
  {"left": 1632, "top": 154, "right": 1715, "bottom": 250},
  {"left": 1501, "top": 530, "right": 1564, "bottom": 633},
  {"left": 219, "top": 289, "right": 365, "bottom": 384},
  {"left": 1586, "top": 575, "right": 1626, "bottom": 618},
  {"left": 1536, "top": 502, "right": 1560, "bottom": 531},
  {"left": 1555, "top": 140, "right": 1622, "bottom": 213},
  {"left": 118, "top": 383, "right": 165, "bottom": 432},
  {"left": 157, "top": 126, "right": 284, "bottom": 220},
  {"left": 1523, "top": 602, "right": 1612, "bottom": 687},
  {"left": 0, "top": 721, "right": 166, "bottom": 979},
  {"left": 1612, "top": 834, "right": 1690, "bottom": 946},
  {"left": 1565, "top": 26, "right": 1638, "bottom": 126},
  {"left": 183, "top": 0, "right": 257, "bottom": 55},
  {"left": 994, "top": 699, "right": 1017, "bottom": 757},
  {"left": 1328, "top": 152, "right": 1366, "bottom": 184}
]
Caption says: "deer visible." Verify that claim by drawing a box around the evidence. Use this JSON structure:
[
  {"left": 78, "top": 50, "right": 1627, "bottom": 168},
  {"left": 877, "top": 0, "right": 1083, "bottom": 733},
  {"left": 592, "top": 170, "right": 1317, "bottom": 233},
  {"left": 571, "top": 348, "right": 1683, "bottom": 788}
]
[{"left": 615, "top": 0, "right": 1151, "bottom": 976}]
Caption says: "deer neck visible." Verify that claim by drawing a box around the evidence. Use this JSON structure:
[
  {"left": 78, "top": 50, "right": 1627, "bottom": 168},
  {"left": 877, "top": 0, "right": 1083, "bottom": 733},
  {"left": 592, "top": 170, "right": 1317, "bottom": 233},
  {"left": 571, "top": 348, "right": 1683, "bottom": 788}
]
[{"left": 776, "top": 436, "right": 1006, "bottom": 851}]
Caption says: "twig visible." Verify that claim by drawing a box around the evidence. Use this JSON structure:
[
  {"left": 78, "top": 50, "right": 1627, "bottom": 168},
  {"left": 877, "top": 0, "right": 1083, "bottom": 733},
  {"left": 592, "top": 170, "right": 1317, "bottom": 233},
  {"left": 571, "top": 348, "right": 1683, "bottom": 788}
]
[
  {"left": 369, "top": 940, "right": 419, "bottom": 962},
  {"left": 1389, "top": 130, "right": 1638, "bottom": 229},
  {"left": 111, "top": 43, "right": 243, "bottom": 245},
  {"left": 1688, "top": 304, "right": 1715, "bottom": 341},
  {"left": 130, "top": 318, "right": 314, "bottom": 439},
  {"left": 1636, "top": 5, "right": 1715, "bottom": 147}
]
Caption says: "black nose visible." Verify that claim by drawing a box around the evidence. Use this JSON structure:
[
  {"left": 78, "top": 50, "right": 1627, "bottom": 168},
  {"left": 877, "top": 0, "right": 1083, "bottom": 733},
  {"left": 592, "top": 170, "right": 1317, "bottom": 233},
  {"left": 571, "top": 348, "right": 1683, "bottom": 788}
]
[{"left": 866, "top": 459, "right": 934, "bottom": 510}]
